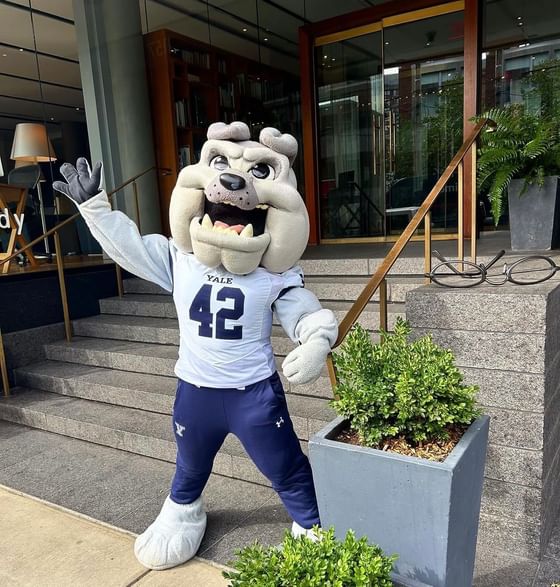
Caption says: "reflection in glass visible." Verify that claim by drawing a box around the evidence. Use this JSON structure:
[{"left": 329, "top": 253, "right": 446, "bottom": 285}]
[
  {"left": 383, "top": 11, "right": 464, "bottom": 234},
  {"left": 480, "top": 0, "right": 560, "bottom": 228},
  {"left": 315, "top": 33, "right": 385, "bottom": 239}
]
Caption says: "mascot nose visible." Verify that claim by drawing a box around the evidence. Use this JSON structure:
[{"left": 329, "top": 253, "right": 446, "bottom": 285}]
[{"left": 219, "top": 173, "right": 246, "bottom": 191}]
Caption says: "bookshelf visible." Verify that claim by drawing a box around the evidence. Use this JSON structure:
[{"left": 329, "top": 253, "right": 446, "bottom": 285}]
[{"left": 144, "top": 29, "right": 301, "bottom": 235}]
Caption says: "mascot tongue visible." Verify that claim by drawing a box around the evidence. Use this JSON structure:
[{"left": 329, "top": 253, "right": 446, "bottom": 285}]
[{"left": 214, "top": 220, "right": 245, "bottom": 234}]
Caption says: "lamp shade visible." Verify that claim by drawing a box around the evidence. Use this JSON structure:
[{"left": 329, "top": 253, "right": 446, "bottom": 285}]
[{"left": 10, "top": 123, "right": 56, "bottom": 162}]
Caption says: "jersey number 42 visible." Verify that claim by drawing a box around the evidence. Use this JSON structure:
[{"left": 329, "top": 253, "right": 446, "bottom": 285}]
[{"left": 189, "top": 284, "right": 245, "bottom": 340}]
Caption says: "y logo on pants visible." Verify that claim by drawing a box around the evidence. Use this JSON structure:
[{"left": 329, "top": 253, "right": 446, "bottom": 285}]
[{"left": 175, "top": 422, "right": 186, "bottom": 437}]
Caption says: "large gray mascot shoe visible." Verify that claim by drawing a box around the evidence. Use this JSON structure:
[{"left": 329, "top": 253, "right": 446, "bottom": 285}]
[{"left": 134, "top": 496, "right": 207, "bottom": 570}]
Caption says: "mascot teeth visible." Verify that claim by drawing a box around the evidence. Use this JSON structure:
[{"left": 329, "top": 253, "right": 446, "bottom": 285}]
[
  {"left": 240, "top": 224, "right": 253, "bottom": 237},
  {"left": 200, "top": 214, "right": 254, "bottom": 238}
]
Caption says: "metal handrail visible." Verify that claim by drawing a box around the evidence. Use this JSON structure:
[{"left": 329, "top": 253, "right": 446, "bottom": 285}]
[
  {"left": 0, "top": 164, "right": 171, "bottom": 396},
  {"left": 0, "top": 166, "right": 164, "bottom": 267},
  {"left": 327, "top": 118, "right": 495, "bottom": 387}
]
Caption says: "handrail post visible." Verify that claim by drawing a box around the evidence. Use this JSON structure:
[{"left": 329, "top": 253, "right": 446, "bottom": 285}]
[
  {"left": 115, "top": 264, "right": 124, "bottom": 298},
  {"left": 379, "top": 279, "right": 388, "bottom": 332},
  {"left": 470, "top": 143, "right": 478, "bottom": 263},
  {"left": 326, "top": 354, "right": 337, "bottom": 390},
  {"left": 457, "top": 161, "right": 464, "bottom": 261},
  {"left": 0, "top": 328, "right": 10, "bottom": 397},
  {"left": 133, "top": 180, "right": 141, "bottom": 233},
  {"left": 424, "top": 210, "right": 432, "bottom": 284},
  {"left": 54, "top": 231, "right": 72, "bottom": 342}
]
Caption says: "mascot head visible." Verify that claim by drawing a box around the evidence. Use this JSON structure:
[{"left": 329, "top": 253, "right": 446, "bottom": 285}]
[{"left": 169, "top": 121, "right": 309, "bottom": 275}]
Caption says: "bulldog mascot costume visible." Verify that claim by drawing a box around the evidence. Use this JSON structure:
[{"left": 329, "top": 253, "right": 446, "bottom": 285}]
[{"left": 54, "top": 121, "right": 337, "bottom": 570}]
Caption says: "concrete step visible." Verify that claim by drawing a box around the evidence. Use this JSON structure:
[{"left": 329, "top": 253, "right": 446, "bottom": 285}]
[
  {"left": 44, "top": 337, "right": 181, "bottom": 377},
  {"left": 43, "top": 336, "right": 337, "bottom": 400},
  {"left": 13, "top": 361, "right": 335, "bottom": 440},
  {"left": 298, "top": 253, "right": 499, "bottom": 276},
  {"left": 123, "top": 276, "right": 423, "bottom": 304},
  {"left": 0, "top": 388, "right": 317, "bottom": 487},
  {"left": 72, "top": 314, "right": 297, "bottom": 355},
  {"left": 99, "top": 294, "right": 405, "bottom": 331}
]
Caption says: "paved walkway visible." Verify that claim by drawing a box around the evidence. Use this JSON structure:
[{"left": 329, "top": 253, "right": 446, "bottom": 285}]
[
  {"left": 0, "top": 485, "right": 229, "bottom": 587},
  {"left": 1, "top": 422, "right": 559, "bottom": 586}
]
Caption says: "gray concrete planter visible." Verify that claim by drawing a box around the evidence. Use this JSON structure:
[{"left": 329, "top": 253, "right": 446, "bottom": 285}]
[
  {"left": 309, "top": 415, "right": 490, "bottom": 587},
  {"left": 508, "top": 176, "right": 560, "bottom": 250}
]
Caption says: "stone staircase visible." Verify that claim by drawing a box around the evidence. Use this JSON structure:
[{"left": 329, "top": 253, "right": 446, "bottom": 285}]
[{"left": 0, "top": 257, "right": 422, "bottom": 487}]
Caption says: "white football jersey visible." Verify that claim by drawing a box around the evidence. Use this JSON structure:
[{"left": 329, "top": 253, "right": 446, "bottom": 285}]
[{"left": 172, "top": 251, "right": 304, "bottom": 388}]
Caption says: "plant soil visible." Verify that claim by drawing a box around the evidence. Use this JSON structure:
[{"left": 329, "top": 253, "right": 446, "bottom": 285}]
[{"left": 335, "top": 424, "right": 468, "bottom": 462}]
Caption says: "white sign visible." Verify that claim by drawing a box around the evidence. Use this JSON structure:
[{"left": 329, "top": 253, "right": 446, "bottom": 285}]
[{"left": 0, "top": 209, "right": 25, "bottom": 236}]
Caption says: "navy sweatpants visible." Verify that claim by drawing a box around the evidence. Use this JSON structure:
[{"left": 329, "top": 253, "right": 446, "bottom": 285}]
[{"left": 170, "top": 372, "right": 321, "bottom": 529}]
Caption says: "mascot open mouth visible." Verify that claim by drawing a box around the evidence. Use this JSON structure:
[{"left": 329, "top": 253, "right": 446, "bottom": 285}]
[{"left": 200, "top": 197, "right": 270, "bottom": 238}]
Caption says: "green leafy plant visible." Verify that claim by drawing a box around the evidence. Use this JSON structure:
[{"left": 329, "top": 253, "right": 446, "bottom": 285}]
[
  {"left": 223, "top": 527, "right": 396, "bottom": 587},
  {"left": 331, "top": 319, "right": 480, "bottom": 447},
  {"left": 474, "top": 59, "right": 560, "bottom": 225}
]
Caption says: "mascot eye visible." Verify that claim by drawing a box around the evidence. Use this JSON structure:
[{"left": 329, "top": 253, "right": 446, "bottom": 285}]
[
  {"left": 250, "top": 163, "right": 275, "bottom": 180},
  {"left": 210, "top": 155, "right": 229, "bottom": 170}
]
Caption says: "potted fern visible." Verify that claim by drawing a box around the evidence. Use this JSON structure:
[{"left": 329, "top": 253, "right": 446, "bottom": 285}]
[
  {"left": 308, "top": 320, "right": 489, "bottom": 587},
  {"left": 475, "top": 59, "right": 560, "bottom": 250}
]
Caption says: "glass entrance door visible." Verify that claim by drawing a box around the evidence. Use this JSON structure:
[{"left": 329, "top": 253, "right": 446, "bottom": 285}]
[
  {"left": 315, "top": 28, "right": 385, "bottom": 239},
  {"left": 314, "top": 3, "right": 465, "bottom": 241},
  {"left": 383, "top": 9, "right": 464, "bottom": 235}
]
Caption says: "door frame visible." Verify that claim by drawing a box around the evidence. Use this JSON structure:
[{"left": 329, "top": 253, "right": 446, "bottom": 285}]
[{"left": 299, "top": 0, "right": 480, "bottom": 245}]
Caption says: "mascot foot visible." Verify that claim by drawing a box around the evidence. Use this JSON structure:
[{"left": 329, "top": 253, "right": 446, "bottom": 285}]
[
  {"left": 291, "top": 521, "right": 320, "bottom": 542},
  {"left": 134, "top": 496, "right": 207, "bottom": 570}
]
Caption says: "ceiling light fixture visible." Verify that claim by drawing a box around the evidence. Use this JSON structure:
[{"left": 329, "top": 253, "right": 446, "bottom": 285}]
[
  {"left": 242, "top": 27, "right": 247, "bottom": 32},
  {"left": 263, "top": 37, "right": 268, "bottom": 41},
  {"left": 18, "top": 48, "right": 24, "bottom": 52}
]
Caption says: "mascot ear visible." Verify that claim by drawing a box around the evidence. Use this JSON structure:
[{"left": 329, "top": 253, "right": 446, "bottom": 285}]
[
  {"left": 259, "top": 127, "right": 298, "bottom": 166},
  {"left": 207, "top": 121, "right": 250, "bottom": 141}
]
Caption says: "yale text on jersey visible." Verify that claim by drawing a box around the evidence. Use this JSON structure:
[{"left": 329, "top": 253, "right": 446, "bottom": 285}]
[{"left": 206, "top": 274, "right": 233, "bottom": 284}]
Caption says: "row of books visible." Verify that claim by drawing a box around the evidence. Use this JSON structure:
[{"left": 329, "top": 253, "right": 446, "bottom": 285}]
[
  {"left": 174, "top": 92, "right": 208, "bottom": 128},
  {"left": 235, "top": 74, "right": 288, "bottom": 102},
  {"left": 178, "top": 145, "right": 191, "bottom": 169},
  {"left": 220, "top": 110, "right": 238, "bottom": 124},
  {"left": 174, "top": 99, "right": 190, "bottom": 128},
  {"left": 219, "top": 82, "right": 235, "bottom": 109},
  {"left": 176, "top": 48, "right": 211, "bottom": 69},
  {"left": 217, "top": 58, "right": 227, "bottom": 74}
]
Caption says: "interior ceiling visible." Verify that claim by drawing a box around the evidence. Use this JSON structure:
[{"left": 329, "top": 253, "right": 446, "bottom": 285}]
[
  {"left": 0, "top": 0, "right": 558, "bottom": 135},
  {"left": 0, "top": 0, "right": 376, "bottom": 134}
]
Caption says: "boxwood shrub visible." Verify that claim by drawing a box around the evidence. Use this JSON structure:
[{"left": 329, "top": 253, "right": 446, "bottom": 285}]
[
  {"left": 223, "top": 527, "right": 396, "bottom": 587},
  {"left": 332, "top": 318, "right": 480, "bottom": 447}
]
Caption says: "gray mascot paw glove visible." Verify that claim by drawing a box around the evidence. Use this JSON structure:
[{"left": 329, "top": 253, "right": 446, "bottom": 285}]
[
  {"left": 53, "top": 157, "right": 102, "bottom": 204},
  {"left": 282, "top": 308, "right": 338, "bottom": 386}
]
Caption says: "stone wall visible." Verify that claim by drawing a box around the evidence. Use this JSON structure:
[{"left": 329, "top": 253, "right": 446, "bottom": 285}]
[{"left": 406, "top": 280, "right": 560, "bottom": 559}]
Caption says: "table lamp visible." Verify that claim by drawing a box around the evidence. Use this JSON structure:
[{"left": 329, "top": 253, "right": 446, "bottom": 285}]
[{"left": 10, "top": 123, "right": 57, "bottom": 254}]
